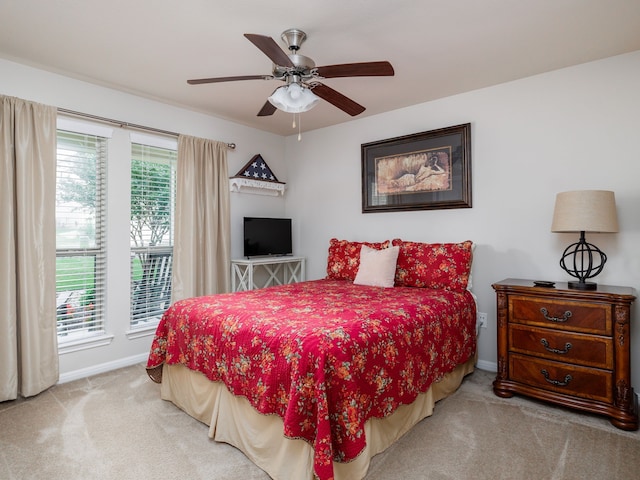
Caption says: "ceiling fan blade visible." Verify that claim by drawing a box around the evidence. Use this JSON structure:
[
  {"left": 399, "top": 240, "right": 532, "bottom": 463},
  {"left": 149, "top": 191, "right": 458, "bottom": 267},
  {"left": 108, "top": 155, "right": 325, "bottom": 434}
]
[
  {"left": 315, "top": 61, "right": 394, "bottom": 78},
  {"left": 257, "top": 100, "right": 277, "bottom": 117},
  {"left": 310, "top": 83, "right": 365, "bottom": 116},
  {"left": 187, "top": 75, "right": 269, "bottom": 85},
  {"left": 244, "top": 33, "right": 294, "bottom": 68}
]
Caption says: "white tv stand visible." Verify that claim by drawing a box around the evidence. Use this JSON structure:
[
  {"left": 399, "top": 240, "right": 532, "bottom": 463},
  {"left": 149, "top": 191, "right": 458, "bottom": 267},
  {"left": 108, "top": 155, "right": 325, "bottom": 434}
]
[{"left": 231, "top": 256, "right": 306, "bottom": 292}]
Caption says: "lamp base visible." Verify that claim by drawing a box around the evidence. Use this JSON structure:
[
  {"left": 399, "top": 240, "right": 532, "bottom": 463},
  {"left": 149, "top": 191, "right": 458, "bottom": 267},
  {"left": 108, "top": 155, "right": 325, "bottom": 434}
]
[
  {"left": 559, "top": 231, "right": 606, "bottom": 292},
  {"left": 568, "top": 280, "right": 597, "bottom": 290}
]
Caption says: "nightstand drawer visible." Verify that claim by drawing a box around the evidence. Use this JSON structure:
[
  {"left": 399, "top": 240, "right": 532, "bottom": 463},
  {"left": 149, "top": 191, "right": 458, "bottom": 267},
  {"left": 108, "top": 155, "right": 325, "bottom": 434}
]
[
  {"left": 509, "top": 324, "right": 613, "bottom": 369},
  {"left": 510, "top": 295, "right": 611, "bottom": 334},
  {"left": 509, "top": 354, "right": 613, "bottom": 403}
]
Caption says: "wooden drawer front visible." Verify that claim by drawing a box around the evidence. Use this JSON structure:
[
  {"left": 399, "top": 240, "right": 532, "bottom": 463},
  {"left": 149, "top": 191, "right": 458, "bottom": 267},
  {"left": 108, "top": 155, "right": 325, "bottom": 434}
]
[
  {"left": 510, "top": 354, "right": 612, "bottom": 403},
  {"left": 510, "top": 296, "right": 611, "bottom": 335},
  {"left": 509, "top": 324, "right": 613, "bottom": 369}
]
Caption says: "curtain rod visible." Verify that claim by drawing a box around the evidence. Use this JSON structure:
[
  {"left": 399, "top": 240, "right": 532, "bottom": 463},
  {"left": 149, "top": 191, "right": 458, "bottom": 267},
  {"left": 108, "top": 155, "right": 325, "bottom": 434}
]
[{"left": 57, "top": 107, "right": 236, "bottom": 150}]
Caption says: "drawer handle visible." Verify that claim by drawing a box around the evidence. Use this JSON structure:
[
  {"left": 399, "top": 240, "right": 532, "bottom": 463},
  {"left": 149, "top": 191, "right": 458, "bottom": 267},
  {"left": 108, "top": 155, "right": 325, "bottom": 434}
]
[
  {"left": 540, "top": 307, "right": 572, "bottom": 323},
  {"left": 540, "top": 338, "right": 572, "bottom": 355},
  {"left": 540, "top": 369, "right": 572, "bottom": 387}
]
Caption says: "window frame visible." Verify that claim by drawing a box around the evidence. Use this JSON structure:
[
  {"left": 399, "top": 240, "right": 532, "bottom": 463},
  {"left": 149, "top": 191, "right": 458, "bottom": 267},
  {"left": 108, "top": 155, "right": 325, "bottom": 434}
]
[
  {"left": 128, "top": 136, "right": 177, "bottom": 330},
  {"left": 55, "top": 125, "right": 110, "bottom": 345}
]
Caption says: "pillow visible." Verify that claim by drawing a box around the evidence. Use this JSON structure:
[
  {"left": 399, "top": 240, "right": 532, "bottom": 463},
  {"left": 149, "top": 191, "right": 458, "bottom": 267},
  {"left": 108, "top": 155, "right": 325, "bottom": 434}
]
[
  {"left": 392, "top": 239, "right": 473, "bottom": 290},
  {"left": 354, "top": 245, "right": 400, "bottom": 288},
  {"left": 326, "top": 238, "right": 390, "bottom": 281}
]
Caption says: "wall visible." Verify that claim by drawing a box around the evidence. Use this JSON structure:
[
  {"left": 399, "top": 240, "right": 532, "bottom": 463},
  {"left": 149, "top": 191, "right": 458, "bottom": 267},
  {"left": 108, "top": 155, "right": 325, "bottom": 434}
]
[
  {"left": 284, "top": 51, "right": 640, "bottom": 390},
  {"left": 2, "top": 50, "right": 640, "bottom": 394},
  {"left": 1, "top": 58, "right": 287, "bottom": 381}
]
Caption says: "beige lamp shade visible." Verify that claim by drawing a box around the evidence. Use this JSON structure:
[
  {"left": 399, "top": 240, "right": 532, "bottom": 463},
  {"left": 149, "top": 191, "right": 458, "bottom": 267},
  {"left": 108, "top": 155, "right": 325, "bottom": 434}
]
[{"left": 551, "top": 190, "right": 619, "bottom": 233}]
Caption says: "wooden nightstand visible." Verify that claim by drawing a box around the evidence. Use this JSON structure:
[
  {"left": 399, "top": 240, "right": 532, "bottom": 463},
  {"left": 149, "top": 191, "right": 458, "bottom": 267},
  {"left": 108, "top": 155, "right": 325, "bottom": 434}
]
[{"left": 492, "top": 278, "right": 638, "bottom": 430}]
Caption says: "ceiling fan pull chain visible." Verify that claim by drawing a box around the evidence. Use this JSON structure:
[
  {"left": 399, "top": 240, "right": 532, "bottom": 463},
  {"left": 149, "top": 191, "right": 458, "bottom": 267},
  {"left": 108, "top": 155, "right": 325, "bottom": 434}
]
[{"left": 297, "top": 114, "right": 302, "bottom": 141}]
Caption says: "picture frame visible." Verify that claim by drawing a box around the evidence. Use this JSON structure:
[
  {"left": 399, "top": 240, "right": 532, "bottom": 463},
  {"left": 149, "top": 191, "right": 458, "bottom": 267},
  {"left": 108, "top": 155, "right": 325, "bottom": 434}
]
[{"left": 361, "top": 123, "right": 472, "bottom": 213}]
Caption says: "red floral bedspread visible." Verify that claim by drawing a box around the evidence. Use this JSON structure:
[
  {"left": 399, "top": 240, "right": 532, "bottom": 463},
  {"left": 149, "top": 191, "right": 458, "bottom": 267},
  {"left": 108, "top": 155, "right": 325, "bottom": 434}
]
[{"left": 146, "top": 279, "right": 476, "bottom": 480}]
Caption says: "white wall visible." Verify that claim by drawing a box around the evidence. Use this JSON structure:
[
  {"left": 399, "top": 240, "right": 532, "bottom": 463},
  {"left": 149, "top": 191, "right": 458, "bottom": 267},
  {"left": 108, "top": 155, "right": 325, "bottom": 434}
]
[
  {"left": 284, "top": 51, "right": 640, "bottom": 389},
  {"left": 1, "top": 58, "right": 288, "bottom": 380}
]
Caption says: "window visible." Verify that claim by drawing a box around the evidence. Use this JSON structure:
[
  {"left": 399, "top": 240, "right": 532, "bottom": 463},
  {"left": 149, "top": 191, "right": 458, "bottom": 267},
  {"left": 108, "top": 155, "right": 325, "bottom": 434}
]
[
  {"left": 55, "top": 130, "right": 107, "bottom": 339},
  {"left": 129, "top": 141, "right": 177, "bottom": 328}
]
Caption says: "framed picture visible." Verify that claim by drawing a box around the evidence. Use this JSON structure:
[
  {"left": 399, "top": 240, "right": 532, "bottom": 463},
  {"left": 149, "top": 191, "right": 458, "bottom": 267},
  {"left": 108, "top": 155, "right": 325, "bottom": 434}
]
[{"left": 361, "top": 123, "right": 471, "bottom": 213}]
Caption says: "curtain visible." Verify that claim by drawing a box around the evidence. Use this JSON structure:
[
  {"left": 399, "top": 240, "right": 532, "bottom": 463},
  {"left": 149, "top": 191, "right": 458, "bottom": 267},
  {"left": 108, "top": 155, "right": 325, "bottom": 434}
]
[
  {"left": 0, "top": 95, "right": 58, "bottom": 401},
  {"left": 172, "top": 135, "right": 230, "bottom": 302}
]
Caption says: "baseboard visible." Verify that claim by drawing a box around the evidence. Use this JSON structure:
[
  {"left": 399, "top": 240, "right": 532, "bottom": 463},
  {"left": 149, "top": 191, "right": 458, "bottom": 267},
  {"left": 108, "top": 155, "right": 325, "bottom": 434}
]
[
  {"left": 58, "top": 355, "right": 500, "bottom": 384},
  {"left": 476, "top": 359, "right": 497, "bottom": 372},
  {"left": 58, "top": 352, "right": 149, "bottom": 384}
]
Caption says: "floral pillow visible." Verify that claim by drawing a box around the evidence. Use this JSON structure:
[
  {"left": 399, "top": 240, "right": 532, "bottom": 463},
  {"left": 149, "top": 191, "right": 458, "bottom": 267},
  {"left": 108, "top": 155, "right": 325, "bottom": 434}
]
[
  {"left": 392, "top": 239, "right": 473, "bottom": 290},
  {"left": 326, "top": 238, "right": 390, "bottom": 281}
]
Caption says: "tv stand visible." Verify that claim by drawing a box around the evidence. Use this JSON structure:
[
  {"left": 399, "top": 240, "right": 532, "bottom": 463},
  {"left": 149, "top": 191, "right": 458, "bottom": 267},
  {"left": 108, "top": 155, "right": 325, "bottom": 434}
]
[{"left": 231, "top": 256, "right": 306, "bottom": 292}]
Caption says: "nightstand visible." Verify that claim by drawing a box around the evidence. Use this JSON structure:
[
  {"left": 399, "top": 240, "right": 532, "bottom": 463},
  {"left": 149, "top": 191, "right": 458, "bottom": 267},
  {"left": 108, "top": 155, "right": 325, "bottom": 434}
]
[{"left": 492, "top": 278, "right": 638, "bottom": 430}]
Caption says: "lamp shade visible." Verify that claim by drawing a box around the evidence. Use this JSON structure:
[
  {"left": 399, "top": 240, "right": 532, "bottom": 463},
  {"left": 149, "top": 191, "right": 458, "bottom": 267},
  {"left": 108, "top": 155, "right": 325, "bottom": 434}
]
[
  {"left": 551, "top": 190, "right": 618, "bottom": 233},
  {"left": 268, "top": 83, "right": 319, "bottom": 113}
]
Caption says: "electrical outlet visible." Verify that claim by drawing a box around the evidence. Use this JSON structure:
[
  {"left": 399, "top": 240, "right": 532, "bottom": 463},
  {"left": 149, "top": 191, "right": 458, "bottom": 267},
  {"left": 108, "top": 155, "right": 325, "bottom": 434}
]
[{"left": 478, "top": 312, "right": 488, "bottom": 328}]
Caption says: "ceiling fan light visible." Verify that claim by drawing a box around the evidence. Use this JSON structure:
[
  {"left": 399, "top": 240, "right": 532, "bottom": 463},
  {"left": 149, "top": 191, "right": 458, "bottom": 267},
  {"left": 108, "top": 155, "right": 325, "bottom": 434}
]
[
  {"left": 268, "top": 83, "right": 319, "bottom": 113},
  {"left": 288, "top": 82, "right": 303, "bottom": 99}
]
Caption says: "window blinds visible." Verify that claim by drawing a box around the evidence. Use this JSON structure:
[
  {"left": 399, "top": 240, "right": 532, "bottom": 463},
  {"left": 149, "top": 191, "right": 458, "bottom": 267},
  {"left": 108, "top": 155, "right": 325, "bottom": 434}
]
[
  {"left": 129, "top": 142, "right": 177, "bottom": 327},
  {"left": 55, "top": 130, "right": 107, "bottom": 339}
]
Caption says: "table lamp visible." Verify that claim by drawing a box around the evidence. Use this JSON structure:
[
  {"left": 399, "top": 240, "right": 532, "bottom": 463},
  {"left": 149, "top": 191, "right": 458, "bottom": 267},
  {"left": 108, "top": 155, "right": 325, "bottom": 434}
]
[{"left": 551, "top": 190, "right": 618, "bottom": 290}]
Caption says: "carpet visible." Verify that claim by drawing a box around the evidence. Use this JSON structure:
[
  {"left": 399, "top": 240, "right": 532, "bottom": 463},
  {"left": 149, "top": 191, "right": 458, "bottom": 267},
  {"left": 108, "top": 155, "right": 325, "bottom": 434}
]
[{"left": 1, "top": 365, "right": 638, "bottom": 479}]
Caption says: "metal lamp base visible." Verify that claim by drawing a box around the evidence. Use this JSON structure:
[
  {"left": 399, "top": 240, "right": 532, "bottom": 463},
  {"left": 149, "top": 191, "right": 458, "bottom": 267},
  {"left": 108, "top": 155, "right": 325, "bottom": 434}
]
[
  {"left": 568, "top": 280, "right": 597, "bottom": 290},
  {"left": 559, "top": 231, "right": 607, "bottom": 292}
]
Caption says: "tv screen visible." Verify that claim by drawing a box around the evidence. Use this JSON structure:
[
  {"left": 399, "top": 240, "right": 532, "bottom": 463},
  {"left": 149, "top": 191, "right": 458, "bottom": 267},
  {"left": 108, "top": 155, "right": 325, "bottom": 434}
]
[{"left": 243, "top": 217, "right": 293, "bottom": 258}]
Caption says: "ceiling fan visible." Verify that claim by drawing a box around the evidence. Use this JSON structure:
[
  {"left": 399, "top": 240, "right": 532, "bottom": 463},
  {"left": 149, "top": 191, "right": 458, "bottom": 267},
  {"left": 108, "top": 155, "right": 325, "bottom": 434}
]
[{"left": 187, "top": 28, "right": 394, "bottom": 118}]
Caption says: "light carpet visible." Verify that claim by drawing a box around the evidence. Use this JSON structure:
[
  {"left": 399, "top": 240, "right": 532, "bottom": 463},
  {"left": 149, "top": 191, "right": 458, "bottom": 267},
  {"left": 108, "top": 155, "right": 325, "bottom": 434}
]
[{"left": 1, "top": 365, "right": 638, "bottom": 479}]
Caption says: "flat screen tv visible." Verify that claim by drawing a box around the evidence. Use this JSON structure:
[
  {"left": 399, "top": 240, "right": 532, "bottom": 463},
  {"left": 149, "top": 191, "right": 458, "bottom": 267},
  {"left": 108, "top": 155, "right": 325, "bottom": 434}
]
[{"left": 243, "top": 217, "right": 293, "bottom": 258}]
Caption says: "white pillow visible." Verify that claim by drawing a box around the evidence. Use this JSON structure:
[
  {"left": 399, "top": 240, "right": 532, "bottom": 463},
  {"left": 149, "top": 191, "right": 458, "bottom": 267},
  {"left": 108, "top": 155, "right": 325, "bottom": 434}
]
[{"left": 354, "top": 245, "right": 400, "bottom": 288}]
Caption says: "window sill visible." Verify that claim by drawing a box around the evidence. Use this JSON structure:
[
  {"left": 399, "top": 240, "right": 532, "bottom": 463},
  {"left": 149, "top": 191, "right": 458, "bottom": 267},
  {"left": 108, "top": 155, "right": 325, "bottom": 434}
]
[
  {"left": 58, "top": 333, "right": 115, "bottom": 355},
  {"left": 126, "top": 323, "right": 159, "bottom": 340}
]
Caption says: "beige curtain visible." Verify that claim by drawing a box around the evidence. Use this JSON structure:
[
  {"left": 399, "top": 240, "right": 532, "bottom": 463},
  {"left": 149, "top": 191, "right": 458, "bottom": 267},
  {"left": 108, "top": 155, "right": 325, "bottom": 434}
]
[
  {"left": 172, "top": 135, "right": 230, "bottom": 302},
  {"left": 0, "top": 96, "right": 58, "bottom": 401}
]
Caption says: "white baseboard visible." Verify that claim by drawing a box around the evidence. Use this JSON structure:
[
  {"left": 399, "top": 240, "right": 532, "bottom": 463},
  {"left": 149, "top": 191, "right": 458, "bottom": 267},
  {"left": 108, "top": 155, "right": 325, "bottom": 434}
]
[
  {"left": 58, "top": 352, "right": 149, "bottom": 384},
  {"left": 476, "top": 359, "right": 497, "bottom": 372},
  {"left": 57, "top": 354, "right": 634, "bottom": 403}
]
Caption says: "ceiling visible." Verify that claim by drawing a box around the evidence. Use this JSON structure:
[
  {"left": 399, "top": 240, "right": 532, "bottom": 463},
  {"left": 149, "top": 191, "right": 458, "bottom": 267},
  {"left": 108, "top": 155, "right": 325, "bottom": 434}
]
[{"left": 1, "top": 1, "right": 639, "bottom": 136}]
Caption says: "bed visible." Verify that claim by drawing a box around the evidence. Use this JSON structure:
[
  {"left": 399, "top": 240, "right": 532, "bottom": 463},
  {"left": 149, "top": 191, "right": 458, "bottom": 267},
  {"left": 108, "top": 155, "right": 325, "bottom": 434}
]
[{"left": 146, "top": 239, "right": 476, "bottom": 480}]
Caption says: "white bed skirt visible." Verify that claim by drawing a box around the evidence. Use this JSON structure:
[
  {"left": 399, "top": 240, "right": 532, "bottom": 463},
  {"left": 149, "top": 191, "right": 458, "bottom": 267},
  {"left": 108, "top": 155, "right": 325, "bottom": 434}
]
[{"left": 160, "top": 357, "right": 475, "bottom": 480}]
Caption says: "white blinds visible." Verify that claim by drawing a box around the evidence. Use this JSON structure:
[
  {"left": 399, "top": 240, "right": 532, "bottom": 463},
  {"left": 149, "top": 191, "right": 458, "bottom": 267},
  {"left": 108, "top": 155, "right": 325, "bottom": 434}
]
[
  {"left": 55, "top": 130, "right": 107, "bottom": 339},
  {"left": 130, "top": 142, "right": 177, "bottom": 327}
]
